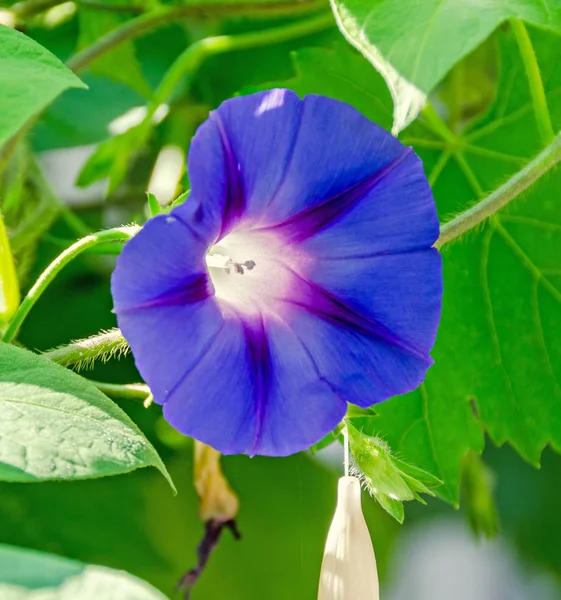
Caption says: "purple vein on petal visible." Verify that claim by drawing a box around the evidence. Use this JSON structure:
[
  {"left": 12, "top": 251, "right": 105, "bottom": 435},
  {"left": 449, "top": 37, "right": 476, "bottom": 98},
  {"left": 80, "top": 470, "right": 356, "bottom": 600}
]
[
  {"left": 282, "top": 265, "right": 429, "bottom": 362},
  {"left": 240, "top": 314, "right": 272, "bottom": 456},
  {"left": 210, "top": 111, "right": 245, "bottom": 239},
  {"left": 114, "top": 273, "right": 212, "bottom": 314},
  {"left": 258, "top": 148, "right": 413, "bottom": 244}
]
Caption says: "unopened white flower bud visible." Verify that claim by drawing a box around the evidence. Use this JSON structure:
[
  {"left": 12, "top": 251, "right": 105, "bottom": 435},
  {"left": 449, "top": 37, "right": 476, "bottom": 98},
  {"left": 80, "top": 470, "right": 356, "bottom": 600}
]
[{"left": 318, "top": 476, "right": 380, "bottom": 600}]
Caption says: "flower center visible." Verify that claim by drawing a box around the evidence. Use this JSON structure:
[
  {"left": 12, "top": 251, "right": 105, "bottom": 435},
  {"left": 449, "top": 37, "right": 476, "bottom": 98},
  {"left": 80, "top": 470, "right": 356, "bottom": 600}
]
[
  {"left": 206, "top": 254, "right": 256, "bottom": 275},
  {"left": 205, "top": 230, "right": 293, "bottom": 315}
]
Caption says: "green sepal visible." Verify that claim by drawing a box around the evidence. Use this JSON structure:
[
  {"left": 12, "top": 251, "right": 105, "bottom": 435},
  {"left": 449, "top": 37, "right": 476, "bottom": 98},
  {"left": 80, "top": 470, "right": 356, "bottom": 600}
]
[
  {"left": 168, "top": 189, "right": 190, "bottom": 210},
  {"left": 146, "top": 192, "right": 162, "bottom": 217},
  {"left": 347, "top": 421, "right": 442, "bottom": 523}
]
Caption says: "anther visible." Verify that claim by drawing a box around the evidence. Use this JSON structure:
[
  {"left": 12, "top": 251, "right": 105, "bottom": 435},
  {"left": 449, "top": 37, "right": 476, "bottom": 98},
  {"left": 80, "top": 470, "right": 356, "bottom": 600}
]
[{"left": 223, "top": 259, "right": 256, "bottom": 275}]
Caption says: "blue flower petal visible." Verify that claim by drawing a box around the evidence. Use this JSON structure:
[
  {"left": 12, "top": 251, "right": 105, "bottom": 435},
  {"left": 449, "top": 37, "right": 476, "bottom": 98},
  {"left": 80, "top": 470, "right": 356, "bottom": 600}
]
[
  {"left": 276, "top": 265, "right": 437, "bottom": 406},
  {"left": 256, "top": 94, "right": 408, "bottom": 227},
  {"left": 112, "top": 215, "right": 222, "bottom": 402},
  {"left": 112, "top": 90, "right": 443, "bottom": 457},
  {"left": 162, "top": 313, "right": 346, "bottom": 456},
  {"left": 273, "top": 146, "right": 439, "bottom": 252},
  {"left": 112, "top": 213, "right": 209, "bottom": 308},
  {"left": 184, "top": 89, "right": 303, "bottom": 238},
  {"left": 113, "top": 213, "right": 347, "bottom": 456},
  {"left": 307, "top": 249, "right": 442, "bottom": 358},
  {"left": 183, "top": 91, "right": 409, "bottom": 235}
]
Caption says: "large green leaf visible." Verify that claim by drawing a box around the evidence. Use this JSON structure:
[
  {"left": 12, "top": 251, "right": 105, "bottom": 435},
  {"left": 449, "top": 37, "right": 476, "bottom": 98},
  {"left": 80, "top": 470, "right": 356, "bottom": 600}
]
[
  {"left": 378, "top": 24, "right": 561, "bottom": 502},
  {"left": 330, "top": 0, "right": 561, "bottom": 132},
  {"left": 0, "top": 26, "right": 86, "bottom": 148},
  {"left": 0, "top": 544, "right": 168, "bottom": 599},
  {"left": 0, "top": 342, "right": 174, "bottom": 488}
]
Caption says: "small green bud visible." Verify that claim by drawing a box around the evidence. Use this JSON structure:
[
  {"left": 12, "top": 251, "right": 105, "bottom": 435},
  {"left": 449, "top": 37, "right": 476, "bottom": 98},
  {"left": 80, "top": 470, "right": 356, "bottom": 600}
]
[{"left": 347, "top": 422, "right": 442, "bottom": 523}]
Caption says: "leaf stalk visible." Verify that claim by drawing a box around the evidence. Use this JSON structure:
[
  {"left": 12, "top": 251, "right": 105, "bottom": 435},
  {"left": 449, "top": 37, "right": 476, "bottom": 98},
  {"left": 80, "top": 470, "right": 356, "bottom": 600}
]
[
  {"left": 510, "top": 19, "right": 555, "bottom": 146},
  {"left": 437, "top": 132, "right": 561, "bottom": 247}
]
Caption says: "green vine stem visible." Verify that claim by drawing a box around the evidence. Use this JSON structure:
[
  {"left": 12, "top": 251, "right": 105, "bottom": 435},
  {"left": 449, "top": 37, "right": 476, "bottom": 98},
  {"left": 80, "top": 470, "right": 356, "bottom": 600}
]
[
  {"left": 10, "top": 0, "right": 61, "bottom": 19},
  {"left": 510, "top": 19, "right": 555, "bottom": 146},
  {"left": 89, "top": 380, "right": 151, "bottom": 401},
  {"left": 11, "top": 0, "right": 326, "bottom": 21},
  {"left": 1, "top": 227, "right": 138, "bottom": 343},
  {"left": 67, "top": 2, "right": 330, "bottom": 73},
  {"left": 437, "top": 131, "right": 561, "bottom": 247},
  {"left": 43, "top": 328, "right": 130, "bottom": 369},
  {"left": 136, "top": 12, "right": 334, "bottom": 132}
]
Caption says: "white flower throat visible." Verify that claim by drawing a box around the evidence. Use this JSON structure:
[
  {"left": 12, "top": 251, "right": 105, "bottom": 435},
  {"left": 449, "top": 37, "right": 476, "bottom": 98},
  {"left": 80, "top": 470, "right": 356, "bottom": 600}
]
[{"left": 205, "top": 230, "right": 296, "bottom": 316}]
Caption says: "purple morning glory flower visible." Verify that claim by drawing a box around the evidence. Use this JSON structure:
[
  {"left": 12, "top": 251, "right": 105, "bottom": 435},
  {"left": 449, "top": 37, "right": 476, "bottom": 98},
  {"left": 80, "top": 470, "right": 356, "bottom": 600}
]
[{"left": 111, "top": 90, "right": 442, "bottom": 457}]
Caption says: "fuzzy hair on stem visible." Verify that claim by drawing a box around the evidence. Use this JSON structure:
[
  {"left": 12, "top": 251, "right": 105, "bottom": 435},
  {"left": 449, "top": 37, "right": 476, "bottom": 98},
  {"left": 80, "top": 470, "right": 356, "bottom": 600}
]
[{"left": 42, "top": 328, "right": 130, "bottom": 370}]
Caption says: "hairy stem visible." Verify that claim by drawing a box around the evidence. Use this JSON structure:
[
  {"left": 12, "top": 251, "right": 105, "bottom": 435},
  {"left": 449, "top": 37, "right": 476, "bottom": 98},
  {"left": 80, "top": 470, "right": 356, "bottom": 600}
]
[
  {"left": 437, "top": 132, "right": 561, "bottom": 247},
  {"left": 67, "top": 2, "right": 330, "bottom": 73},
  {"left": 43, "top": 328, "right": 129, "bottom": 369},
  {"left": 2, "top": 228, "right": 137, "bottom": 343},
  {"left": 510, "top": 19, "right": 554, "bottom": 146}
]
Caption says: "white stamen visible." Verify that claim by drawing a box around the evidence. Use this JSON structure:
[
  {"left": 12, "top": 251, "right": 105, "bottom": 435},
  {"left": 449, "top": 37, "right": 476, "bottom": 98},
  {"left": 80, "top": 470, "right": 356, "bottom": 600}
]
[{"left": 206, "top": 253, "right": 231, "bottom": 270}]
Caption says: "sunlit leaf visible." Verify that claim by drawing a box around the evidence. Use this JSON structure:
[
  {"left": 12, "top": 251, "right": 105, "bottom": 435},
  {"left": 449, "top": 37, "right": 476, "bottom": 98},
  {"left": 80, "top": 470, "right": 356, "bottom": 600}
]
[
  {"left": 0, "top": 544, "right": 168, "bottom": 600},
  {"left": 0, "top": 341, "right": 174, "bottom": 489},
  {"left": 0, "top": 26, "right": 86, "bottom": 148},
  {"left": 330, "top": 0, "right": 561, "bottom": 131}
]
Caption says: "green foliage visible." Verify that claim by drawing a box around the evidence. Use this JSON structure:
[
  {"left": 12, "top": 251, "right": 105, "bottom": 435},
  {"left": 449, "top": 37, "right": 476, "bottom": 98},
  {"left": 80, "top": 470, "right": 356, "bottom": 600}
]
[
  {"left": 260, "top": 27, "right": 561, "bottom": 505},
  {"left": 391, "top": 25, "right": 561, "bottom": 500},
  {"left": 0, "top": 450, "right": 400, "bottom": 599},
  {"left": 0, "top": 544, "right": 168, "bottom": 599},
  {"left": 3, "top": 0, "right": 561, "bottom": 596},
  {"left": 0, "top": 210, "right": 19, "bottom": 324},
  {"left": 461, "top": 452, "right": 500, "bottom": 538},
  {"left": 77, "top": 7, "right": 152, "bottom": 98},
  {"left": 76, "top": 125, "right": 147, "bottom": 195},
  {"left": 146, "top": 192, "right": 162, "bottom": 216},
  {"left": 347, "top": 422, "right": 442, "bottom": 523},
  {"left": 0, "top": 26, "right": 86, "bottom": 148},
  {"left": 0, "top": 342, "right": 172, "bottom": 487},
  {"left": 330, "top": 0, "right": 561, "bottom": 131}
]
